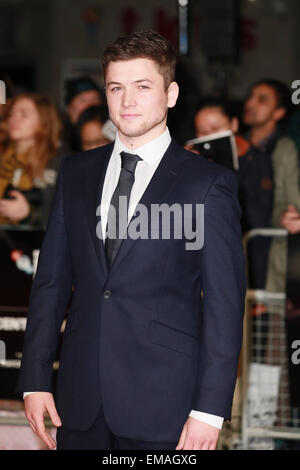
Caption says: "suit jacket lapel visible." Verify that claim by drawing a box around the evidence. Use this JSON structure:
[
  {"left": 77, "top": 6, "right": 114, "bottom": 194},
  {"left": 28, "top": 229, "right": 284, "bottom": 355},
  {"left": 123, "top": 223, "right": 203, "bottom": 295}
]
[
  {"left": 83, "top": 143, "right": 114, "bottom": 277},
  {"left": 108, "top": 140, "right": 189, "bottom": 276}
]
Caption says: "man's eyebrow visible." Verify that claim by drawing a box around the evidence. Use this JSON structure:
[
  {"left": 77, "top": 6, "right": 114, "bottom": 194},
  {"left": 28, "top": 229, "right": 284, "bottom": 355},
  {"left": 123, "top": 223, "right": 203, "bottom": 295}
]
[
  {"left": 106, "top": 79, "right": 153, "bottom": 87},
  {"left": 135, "top": 79, "right": 153, "bottom": 83},
  {"left": 106, "top": 81, "right": 122, "bottom": 87}
]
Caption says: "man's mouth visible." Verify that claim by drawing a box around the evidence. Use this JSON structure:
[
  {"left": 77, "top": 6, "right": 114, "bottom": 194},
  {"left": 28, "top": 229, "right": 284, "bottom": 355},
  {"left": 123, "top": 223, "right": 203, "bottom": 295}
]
[{"left": 121, "top": 114, "right": 141, "bottom": 119}]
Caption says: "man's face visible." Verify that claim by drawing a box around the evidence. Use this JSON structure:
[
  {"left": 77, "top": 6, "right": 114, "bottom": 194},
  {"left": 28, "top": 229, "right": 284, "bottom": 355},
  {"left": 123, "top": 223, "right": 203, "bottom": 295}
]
[
  {"left": 67, "top": 90, "right": 102, "bottom": 124},
  {"left": 105, "top": 58, "right": 178, "bottom": 148},
  {"left": 243, "top": 84, "right": 284, "bottom": 128}
]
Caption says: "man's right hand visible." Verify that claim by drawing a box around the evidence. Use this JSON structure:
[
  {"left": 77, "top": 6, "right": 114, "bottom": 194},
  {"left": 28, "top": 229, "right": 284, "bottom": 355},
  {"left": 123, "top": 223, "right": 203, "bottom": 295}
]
[
  {"left": 281, "top": 205, "right": 300, "bottom": 234},
  {"left": 24, "top": 392, "right": 62, "bottom": 449}
]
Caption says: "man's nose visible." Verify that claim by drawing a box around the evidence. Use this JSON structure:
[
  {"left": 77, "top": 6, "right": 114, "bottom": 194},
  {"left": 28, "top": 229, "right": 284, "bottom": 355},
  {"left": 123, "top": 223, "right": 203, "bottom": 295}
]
[{"left": 122, "top": 89, "right": 136, "bottom": 107}]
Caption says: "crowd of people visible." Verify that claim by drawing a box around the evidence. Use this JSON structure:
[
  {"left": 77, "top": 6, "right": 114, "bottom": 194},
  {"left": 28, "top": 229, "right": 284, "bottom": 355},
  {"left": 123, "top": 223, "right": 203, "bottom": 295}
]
[
  {"left": 0, "top": 74, "right": 300, "bottom": 294},
  {"left": 187, "top": 80, "right": 300, "bottom": 293},
  {"left": 0, "top": 76, "right": 116, "bottom": 228}
]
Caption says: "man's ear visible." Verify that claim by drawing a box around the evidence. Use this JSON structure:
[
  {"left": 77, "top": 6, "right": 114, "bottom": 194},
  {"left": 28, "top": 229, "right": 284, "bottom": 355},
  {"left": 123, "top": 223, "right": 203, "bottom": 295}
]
[
  {"left": 274, "top": 106, "right": 286, "bottom": 123},
  {"left": 167, "top": 82, "right": 179, "bottom": 109}
]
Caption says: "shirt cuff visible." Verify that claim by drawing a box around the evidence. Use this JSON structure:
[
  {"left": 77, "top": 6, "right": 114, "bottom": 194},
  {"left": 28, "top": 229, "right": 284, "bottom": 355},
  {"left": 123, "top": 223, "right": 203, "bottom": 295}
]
[
  {"left": 23, "top": 392, "right": 39, "bottom": 399},
  {"left": 189, "top": 410, "right": 224, "bottom": 429}
]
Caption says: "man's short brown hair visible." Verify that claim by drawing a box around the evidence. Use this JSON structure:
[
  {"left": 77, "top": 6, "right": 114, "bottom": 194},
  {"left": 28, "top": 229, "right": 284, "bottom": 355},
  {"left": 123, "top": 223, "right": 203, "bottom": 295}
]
[{"left": 102, "top": 30, "right": 177, "bottom": 89}]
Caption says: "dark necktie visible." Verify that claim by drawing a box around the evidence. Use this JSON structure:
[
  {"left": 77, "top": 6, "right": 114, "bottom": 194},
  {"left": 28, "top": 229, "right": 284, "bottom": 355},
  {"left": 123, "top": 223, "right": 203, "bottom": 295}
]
[{"left": 105, "top": 151, "right": 142, "bottom": 269}]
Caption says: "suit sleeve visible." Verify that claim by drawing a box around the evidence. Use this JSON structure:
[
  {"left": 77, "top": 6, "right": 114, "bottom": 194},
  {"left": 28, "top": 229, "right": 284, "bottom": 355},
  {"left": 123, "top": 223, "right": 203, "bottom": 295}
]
[
  {"left": 192, "top": 169, "right": 246, "bottom": 420},
  {"left": 16, "top": 157, "right": 73, "bottom": 395}
]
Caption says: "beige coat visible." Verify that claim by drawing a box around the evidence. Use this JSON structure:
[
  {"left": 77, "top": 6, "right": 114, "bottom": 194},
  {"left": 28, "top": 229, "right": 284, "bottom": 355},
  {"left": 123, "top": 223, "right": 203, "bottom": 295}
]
[{"left": 265, "top": 137, "right": 300, "bottom": 293}]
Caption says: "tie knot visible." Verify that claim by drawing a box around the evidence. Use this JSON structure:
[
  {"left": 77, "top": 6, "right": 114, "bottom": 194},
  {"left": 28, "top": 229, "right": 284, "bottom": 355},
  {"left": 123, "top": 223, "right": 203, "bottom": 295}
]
[{"left": 120, "top": 151, "right": 142, "bottom": 174}]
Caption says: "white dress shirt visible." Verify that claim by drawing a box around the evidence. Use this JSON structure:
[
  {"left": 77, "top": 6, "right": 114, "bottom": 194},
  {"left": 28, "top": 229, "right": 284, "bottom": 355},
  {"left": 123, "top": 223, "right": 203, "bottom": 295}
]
[{"left": 24, "top": 127, "right": 223, "bottom": 430}]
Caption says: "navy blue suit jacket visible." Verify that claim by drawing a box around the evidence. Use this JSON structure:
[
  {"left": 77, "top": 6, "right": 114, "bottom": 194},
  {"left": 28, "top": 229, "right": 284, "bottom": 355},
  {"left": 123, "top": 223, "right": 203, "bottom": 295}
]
[{"left": 16, "top": 140, "right": 246, "bottom": 442}]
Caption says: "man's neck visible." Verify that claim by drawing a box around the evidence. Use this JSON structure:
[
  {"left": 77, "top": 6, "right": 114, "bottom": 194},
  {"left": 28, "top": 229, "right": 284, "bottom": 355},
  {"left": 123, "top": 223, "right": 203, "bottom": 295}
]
[
  {"left": 249, "top": 122, "right": 277, "bottom": 147},
  {"left": 117, "top": 126, "right": 168, "bottom": 151}
]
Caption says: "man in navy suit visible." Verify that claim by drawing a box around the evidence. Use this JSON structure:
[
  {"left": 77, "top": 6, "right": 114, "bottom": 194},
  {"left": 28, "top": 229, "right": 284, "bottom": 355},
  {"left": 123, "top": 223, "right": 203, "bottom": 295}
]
[{"left": 17, "top": 31, "right": 246, "bottom": 450}]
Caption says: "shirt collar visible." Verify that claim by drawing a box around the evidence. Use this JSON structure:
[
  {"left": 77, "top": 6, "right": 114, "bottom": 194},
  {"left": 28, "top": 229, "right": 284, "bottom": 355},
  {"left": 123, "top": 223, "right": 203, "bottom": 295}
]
[{"left": 112, "top": 128, "right": 171, "bottom": 167}]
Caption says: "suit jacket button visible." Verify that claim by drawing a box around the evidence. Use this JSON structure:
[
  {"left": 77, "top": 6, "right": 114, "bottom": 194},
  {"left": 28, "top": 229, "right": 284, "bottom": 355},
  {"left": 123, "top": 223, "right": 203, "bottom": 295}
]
[{"left": 103, "top": 290, "right": 111, "bottom": 299}]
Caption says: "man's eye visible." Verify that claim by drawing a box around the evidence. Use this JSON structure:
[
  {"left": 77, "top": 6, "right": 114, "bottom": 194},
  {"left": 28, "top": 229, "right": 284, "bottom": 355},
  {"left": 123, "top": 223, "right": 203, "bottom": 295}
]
[
  {"left": 138, "top": 85, "right": 149, "bottom": 90},
  {"left": 110, "top": 87, "right": 121, "bottom": 92}
]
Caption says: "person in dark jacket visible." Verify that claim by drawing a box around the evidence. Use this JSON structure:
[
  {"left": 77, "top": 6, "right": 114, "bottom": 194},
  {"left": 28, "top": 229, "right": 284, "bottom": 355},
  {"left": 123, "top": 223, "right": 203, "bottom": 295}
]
[
  {"left": 238, "top": 78, "right": 292, "bottom": 288},
  {"left": 62, "top": 76, "right": 103, "bottom": 152}
]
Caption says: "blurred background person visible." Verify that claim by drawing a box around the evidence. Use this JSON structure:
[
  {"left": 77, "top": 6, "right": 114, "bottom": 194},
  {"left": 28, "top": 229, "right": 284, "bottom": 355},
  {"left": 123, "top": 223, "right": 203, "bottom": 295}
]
[
  {"left": 0, "top": 93, "right": 63, "bottom": 227},
  {"left": 265, "top": 101, "right": 300, "bottom": 291},
  {"left": 279, "top": 108, "right": 300, "bottom": 234},
  {"left": 238, "top": 79, "right": 292, "bottom": 289},
  {"left": 187, "top": 96, "right": 249, "bottom": 157},
  {"left": 239, "top": 78, "right": 292, "bottom": 233},
  {"left": 63, "top": 76, "right": 104, "bottom": 152},
  {"left": 265, "top": 127, "right": 300, "bottom": 293},
  {"left": 193, "top": 96, "right": 239, "bottom": 137},
  {"left": 75, "top": 104, "right": 113, "bottom": 152}
]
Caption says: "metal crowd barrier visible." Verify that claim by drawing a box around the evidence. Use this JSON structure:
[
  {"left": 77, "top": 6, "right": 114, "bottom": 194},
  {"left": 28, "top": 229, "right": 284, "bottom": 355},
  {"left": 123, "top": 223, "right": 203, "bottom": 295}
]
[{"left": 241, "top": 228, "right": 300, "bottom": 450}]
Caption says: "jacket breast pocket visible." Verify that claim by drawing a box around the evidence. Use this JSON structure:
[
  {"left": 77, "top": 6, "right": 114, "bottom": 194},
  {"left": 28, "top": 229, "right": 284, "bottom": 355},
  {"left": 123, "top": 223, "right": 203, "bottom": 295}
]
[{"left": 149, "top": 320, "right": 199, "bottom": 358}]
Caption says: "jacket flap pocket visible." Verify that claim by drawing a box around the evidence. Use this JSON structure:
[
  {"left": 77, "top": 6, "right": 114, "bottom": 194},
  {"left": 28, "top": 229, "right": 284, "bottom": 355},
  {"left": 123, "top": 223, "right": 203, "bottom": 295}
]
[{"left": 149, "top": 320, "right": 199, "bottom": 358}]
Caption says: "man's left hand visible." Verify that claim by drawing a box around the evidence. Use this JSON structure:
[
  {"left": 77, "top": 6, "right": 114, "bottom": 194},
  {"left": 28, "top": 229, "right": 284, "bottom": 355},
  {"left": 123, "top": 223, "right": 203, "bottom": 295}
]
[{"left": 176, "top": 417, "right": 220, "bottom": 450}]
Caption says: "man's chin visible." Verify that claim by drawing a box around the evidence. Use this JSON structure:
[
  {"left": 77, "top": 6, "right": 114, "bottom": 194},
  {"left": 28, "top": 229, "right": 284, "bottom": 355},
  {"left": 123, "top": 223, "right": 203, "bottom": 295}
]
[
  {"left": 118, "top": 126, "right": 149, "bottom": 139},
  {"left": 243, "top": 114, "right": 256, "bottom": 126}
]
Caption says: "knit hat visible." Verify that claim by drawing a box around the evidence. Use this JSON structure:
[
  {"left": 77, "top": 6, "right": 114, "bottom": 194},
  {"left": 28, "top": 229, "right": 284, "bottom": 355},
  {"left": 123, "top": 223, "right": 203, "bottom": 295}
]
[{"left": 64, "top": 76, "right": 101, "bottom": 106}]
